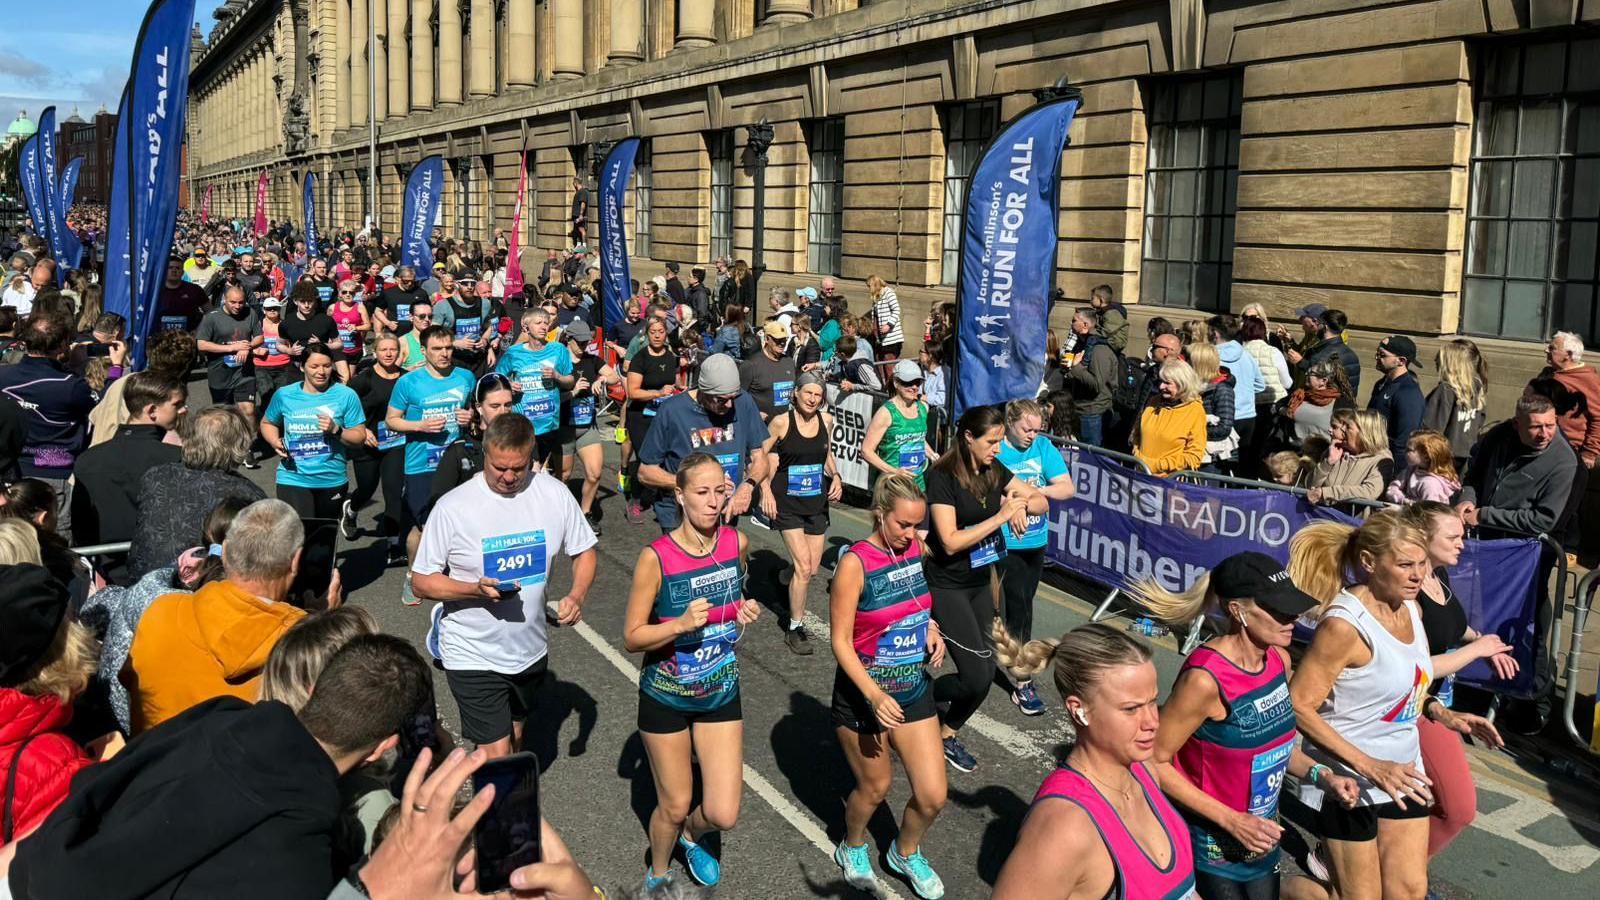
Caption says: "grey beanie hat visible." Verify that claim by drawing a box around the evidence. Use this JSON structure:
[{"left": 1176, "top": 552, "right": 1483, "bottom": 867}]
[{"left": 698, "top": 354, "right": 741, "bottom": 395}]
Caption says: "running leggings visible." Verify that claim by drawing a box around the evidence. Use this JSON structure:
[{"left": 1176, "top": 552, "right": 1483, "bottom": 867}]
[
  {"left": 1194, "top": 869, "right": 1278, "bottom": 900},
  {"left": 351, "top": 446, "right": 405, "bottom": 537},
  {"left": 931, "top": 581, "right": 996, "bottom": 731},
  {"left": 625, "top": 410, "right": 655, "bottom": 504},
  {"left": 1417, "top": 714, "right": 1475, "bottom": 856},
  {"left": 997, "top": 548, "right": 1045, "bottom": 643}
]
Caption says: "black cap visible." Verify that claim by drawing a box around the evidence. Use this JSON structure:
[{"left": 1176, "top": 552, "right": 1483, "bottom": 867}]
[
  {"left": 1378, "top": 335, "right": 1422, "bottom": 370},
  {"left": 0, "top": 564, "right": 70, "bottom": 687},
  {"left": 1211, "top": 552, "right": 1316, "bottom": 617}
]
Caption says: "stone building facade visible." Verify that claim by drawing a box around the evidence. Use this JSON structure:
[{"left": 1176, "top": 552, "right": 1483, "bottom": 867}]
[{"left": 185, "top": 0, "right": 1600, "bottom": 394}]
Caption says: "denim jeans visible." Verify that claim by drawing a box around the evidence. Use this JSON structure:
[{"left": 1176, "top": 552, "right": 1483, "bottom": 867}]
[{"left": 1077, "top": 411, "right": 1105, "bottom": 447}]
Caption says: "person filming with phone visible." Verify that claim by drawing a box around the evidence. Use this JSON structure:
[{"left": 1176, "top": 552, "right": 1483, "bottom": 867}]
[{"left": 412, "top": 412, "right": 598, "bottom": 760}]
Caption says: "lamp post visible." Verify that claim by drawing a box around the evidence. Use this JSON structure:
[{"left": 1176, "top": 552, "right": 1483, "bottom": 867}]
[{"left": 745, "top": 117, "right": 773, "bottom": 294}]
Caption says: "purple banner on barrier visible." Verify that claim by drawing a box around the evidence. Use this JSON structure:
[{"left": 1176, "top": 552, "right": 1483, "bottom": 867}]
[{"left": 1043, "top": 445, "right": 1540, "bottom": 696}]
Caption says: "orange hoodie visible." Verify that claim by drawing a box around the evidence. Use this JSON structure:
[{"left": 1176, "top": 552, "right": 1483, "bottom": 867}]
[{"left": 126, "top": 580, "right": 306, "bottom": 734}]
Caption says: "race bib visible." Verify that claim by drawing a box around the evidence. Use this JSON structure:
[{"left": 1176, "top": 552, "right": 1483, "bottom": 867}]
[
  {"left": 1247, "top": 741, "right": 1293, "bottom": 819},
  {"left": 570, "top": 396, "right": 595, "bottom": 426},
  {"left": 773, "top": 380, "right": 794, "bottom": 409},
  {"left": 481, "top": 530, "right": 548, "bottom": 587},
  {"left": 375, "top": 421, "right": 405, "bottom": 450},
  {"left": 527, "top": 390, "right": 558, "bottom": 424},
  {"left": 644, "top": 396, "right": 664, "bottom": 417},
  {"left": 263, "top": 336, "right": 279, "bottom": 355},
  {"left": 716, "top": 452, "right": 742, "bottom": 485},
  {"left": 1018, "top": 513, "right": 1047, "bottom": 540},
  {"left": 970, "top": 531, "right": 1005, "bottom": 569},
  {"left": 395, "top": 304, "right": 412, "bottom": 322},
  {"left": 223, "top": 352, "right": 243, "bottom": 368},
  {"left": 873, "top": 609, "right": 929, "bottom": 669},
  {"left": 285, "top": 415, "right": 330, "bottom": 461},
  {"left": 160, "top": 315, "right": 187, "bottom": 331},
  {"left": 455, "top": 318, "right": 481, "bottom": 341},
  {"left": 898, "top": 442, "right": 926, "bottom": 473},
  {"left": 338, "top": 328, "right": 355, "bottom": 347},
  {"left": 674, "top": 621, "right": 736, "bottom": 684},
  {"left": 786, "top": 463, "right": 824, "bottom": 497},
  {"left": 425, "top": 443, "right": 448, "bottom": 469},
  {"left": 1436, "top": 674, "right": 1456, "bottom": 709}
]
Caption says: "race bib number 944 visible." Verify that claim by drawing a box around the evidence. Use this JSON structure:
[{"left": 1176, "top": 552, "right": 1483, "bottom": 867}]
[{"left": 482, "top": 530, "right": 548, "bottom": 587}]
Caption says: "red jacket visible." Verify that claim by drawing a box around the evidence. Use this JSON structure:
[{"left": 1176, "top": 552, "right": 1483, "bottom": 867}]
[
  {"left": 0, "top": 688, "right": 93, "bottom": 846},
  {"left": 1540, "top": 364, "right": 1600, "bottom": 466}
]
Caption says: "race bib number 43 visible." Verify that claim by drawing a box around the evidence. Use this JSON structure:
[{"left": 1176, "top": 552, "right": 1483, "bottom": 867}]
[{"left": 482, "top": 530, "right": 548, "bottom": 587}]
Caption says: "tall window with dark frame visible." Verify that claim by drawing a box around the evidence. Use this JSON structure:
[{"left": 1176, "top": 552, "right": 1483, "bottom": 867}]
[
  {"left": 453, "top": 157, "right": 478, "bottom": 241},
  {"left": 1140, "top": 74, "right": 1242, "bottom": 311},
  {"left": 635, "top": 140, "right": 653, "bottom": 257},
  {"left": 1463, "top": 38, "right": 1600, "bottom": 343},
  {"left": 807, "top": 118, "right": 845, "bottom": 276},
  {"left": 709, "top": 131, "right": 735, "bottom": 261},
  {"left": 940, "top": 100, "right": 1001, "bottom": 286}
]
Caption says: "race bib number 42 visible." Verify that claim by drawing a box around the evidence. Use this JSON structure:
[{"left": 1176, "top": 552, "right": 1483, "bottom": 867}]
[{"left": 482, "top": 530, "right": 548, "bottom": 587}]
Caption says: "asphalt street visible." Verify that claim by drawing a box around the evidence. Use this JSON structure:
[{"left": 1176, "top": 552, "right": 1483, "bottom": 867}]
[{"left": 231, "top": 427, "right": 1600, "bottom": 899}]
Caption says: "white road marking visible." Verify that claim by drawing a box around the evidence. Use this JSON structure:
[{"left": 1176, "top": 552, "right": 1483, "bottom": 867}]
[
  {"left": 1472, "top": 779, "right": 1600, "bottom": 874},
  {"left": 571, "top": 619, "right": 907, "bottom": 899}
]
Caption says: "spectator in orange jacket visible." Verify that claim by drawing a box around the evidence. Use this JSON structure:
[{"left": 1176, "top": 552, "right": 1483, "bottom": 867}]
[{"left": 1531, "top": 331, "right": 1600, "bottom": 468}]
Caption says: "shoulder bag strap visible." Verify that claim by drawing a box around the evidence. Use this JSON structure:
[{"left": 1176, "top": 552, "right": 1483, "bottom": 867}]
[{"left": 4, "top": 733, "right": 41, "bottom": 843}]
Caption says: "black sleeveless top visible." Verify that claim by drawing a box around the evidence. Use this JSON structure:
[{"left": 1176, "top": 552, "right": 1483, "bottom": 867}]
[{"left": 772, "top": 409, "right": 829, "bottom": 517}]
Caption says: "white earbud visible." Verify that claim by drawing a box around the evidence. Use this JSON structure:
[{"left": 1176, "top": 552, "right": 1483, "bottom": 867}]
[{"left": 1071, "top": 708, "right": 1089, "bottom": 727}]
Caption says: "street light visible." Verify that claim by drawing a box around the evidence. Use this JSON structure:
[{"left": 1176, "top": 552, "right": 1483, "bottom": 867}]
[{"left": 745, "top": 116, "right": 773, "bottom": 291}]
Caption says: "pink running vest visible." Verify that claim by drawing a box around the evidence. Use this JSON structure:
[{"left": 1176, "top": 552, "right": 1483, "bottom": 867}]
[{"left": 1031, "top": 763, "right": 1197, "bottom": 900}]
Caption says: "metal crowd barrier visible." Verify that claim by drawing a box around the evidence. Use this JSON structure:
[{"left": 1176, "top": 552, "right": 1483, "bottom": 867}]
[
  {"left": 1040, "top": 436, "right": 1169, "bottom": 637},
  {"left": 70, "top": 541, "right": 132, "bottom": 557},
  {"left": 1170, "top": 468, "right": 1393, "bottom": 518},
  {"left": 1563, "top": 568, "right": 1599, "bottom": 751}
]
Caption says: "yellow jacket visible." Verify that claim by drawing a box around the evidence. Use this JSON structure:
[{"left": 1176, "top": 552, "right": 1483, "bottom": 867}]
[{"left": 1134, "top": 400, "right": 1206, "bottom": 476}]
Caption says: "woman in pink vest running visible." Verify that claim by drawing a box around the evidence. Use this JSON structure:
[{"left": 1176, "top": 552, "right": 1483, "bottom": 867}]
[
  {"left": 1140, "top": 552, "right": 1361, "bottom": 900},
  {"left": 991, "top": 622, "right": 1197, "bottom": 900}
]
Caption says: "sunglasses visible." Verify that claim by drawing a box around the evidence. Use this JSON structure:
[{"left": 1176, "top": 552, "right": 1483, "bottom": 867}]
[
  {"left": 338, "top": 290, "right": 356, "bottom": 296},
  {"left": 413, "top": 312, "right": 434, "bottom": 319}
]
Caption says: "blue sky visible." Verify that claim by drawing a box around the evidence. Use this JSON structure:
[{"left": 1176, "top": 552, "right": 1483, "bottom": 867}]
[{"left": 3, "top": 0, "right": 224, "bottom": 127}]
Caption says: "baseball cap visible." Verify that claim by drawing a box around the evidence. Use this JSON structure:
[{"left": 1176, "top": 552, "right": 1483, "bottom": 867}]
[
  {"left": 1378, "top": 335, "right": 1422, "bottom": 369},
  {"left": 796, "top": 286, "right": 819, "bottom": 302},
  {"left": 379, "top": 265, "right": 396, "bottom": 278},
  {"left": 1210, "top": 552, "right": 1317, "bottom": 617},
  {"left": 0, "top": 565, "right": 71, "bottom": 687},
  {"left": 1292, "top": 303, "right": 1328, "bottom": 320},
  {"left": 262, "top": 297, "right": 284, "bottom": 309},
  {"left": 571, "top": 243, "right": 590, "bottom": 255},
  {"left": 763, "top": 320, "right": 791, "bottom": 341},
  {"left": 699, "top": 353, "right": 741, "bottom": 396},
  {"left": 893, "top": 359, "right": 924, "bottom": 384},
  {"left": 564, "top": 320, "right": 595, "bottom": 343}
]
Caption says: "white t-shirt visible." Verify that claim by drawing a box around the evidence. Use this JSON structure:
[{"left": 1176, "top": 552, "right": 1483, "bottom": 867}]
[{"left": 414, "top": 469, "right": 597, "bottom": 674}]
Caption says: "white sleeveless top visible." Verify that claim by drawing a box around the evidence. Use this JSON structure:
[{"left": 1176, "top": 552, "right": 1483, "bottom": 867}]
[{"left": 1298, "top": 590, "right": 1433, "bottom": 809}]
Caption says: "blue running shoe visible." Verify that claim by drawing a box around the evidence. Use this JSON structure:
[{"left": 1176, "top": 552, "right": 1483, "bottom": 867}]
[
  {"left": 942, "top": 736, "right": 977, "bottom": 772},
  {"left": 833, "top": 840, "right": 877, "bottom": 891},
  {"left": 886, "top": 843, "right": 945, "bottom": 899},
  {"left": 678, "top": 835, "right": 721, "bottom": 886},
  {"left": 1012, "top": 682, "right": 1046, "bottom": 716},
  {"left": 643, "top": 868, "right": 673, "bottom": 892}
]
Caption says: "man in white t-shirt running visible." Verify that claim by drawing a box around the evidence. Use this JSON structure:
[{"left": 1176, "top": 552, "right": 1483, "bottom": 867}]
[{"left": 412, "top": 411, "right": 598, "bottom": 758}]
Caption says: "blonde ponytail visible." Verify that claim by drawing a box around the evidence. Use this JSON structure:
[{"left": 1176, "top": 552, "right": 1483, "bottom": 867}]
[
  {"left": 1130, "top": 575, "right": 1214, "bottom": 628},
  {"left": 991, "top": 619, "right": 1152, "bottom": 744},
  {"left": 1289, "top": 510, "right": 1428, "bottom": 616},
  {"left": 991, "top": 619, "right": 1060, "bottom": 680}
]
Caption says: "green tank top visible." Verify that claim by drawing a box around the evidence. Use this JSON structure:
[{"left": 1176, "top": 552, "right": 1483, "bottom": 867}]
[{"left": 877, "top": 399, "right": 929, "bottom": 488}]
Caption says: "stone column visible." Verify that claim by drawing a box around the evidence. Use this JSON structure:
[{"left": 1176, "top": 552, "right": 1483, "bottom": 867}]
[
  {"left": 438, "top": 0, "right": 463, "bottom": 104},
  {"left": 674, "top": 0, "right": 714, "bottom": 48},
  {"left": 386, "top": 0, "right": 408, "bottom": 118},
  {"left": 469, "top": 0, "right": 496, "bottom": 97},
  {"left": 763, "top": 0, "right": 811, "bottom": 25},
  {"left": 335, "top": 0, "right": 351, "bottom": 130},
  {"left": 350, "top": 0, "right": 368, "bottom": 127},
  {"left": 371, "top": 0, "right": 388, "bottom": 125},
  {"left": 608, "top": 0, "right": 643, "bottom": 65},
  {"left": 551, "top": 0, "right": 584, "bottom": 79},
  {"left": 507, "top": 0, "right": 536, "bottom": 86},
  {"left": 411, "top": 0, "right": 434, "bottom": 111}
]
